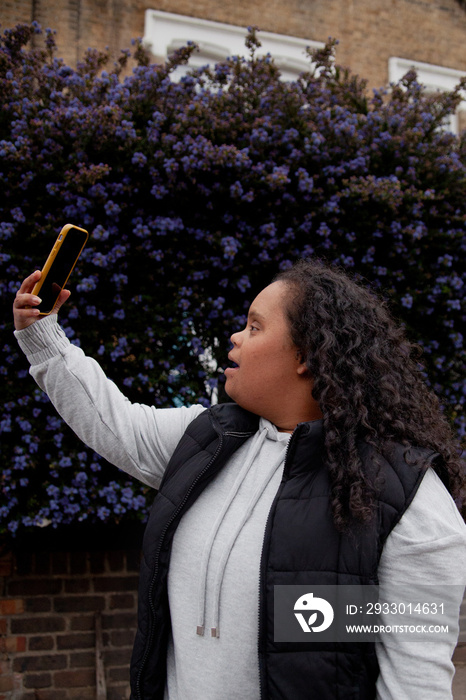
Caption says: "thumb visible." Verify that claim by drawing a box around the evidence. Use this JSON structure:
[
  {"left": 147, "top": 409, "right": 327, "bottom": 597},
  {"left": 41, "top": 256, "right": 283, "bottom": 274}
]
[{"left": 51, "top": 288, "right": 71, "bottom": 315}]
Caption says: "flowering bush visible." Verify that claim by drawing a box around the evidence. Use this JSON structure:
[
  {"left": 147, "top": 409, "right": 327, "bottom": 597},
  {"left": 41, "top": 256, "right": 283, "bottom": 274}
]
[{"left": 1, "top": 24, "right": 465, "bottom": 534}]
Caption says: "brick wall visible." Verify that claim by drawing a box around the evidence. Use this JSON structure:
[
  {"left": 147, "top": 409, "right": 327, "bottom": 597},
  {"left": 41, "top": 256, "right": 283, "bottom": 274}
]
[
  {"left": 0, "top": 528, "right": 143, "bottom": 700},
  {"left": 1, "top": 533, "right": 465, "bottom": 698},
  {"left": 1, "top": 0, "right": 466, "bottom": 91}
]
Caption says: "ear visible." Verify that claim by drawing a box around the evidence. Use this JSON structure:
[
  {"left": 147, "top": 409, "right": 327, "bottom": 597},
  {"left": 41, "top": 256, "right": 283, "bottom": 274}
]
[{"left": 296, "top": 359, "right": 309, "bottom": 376}]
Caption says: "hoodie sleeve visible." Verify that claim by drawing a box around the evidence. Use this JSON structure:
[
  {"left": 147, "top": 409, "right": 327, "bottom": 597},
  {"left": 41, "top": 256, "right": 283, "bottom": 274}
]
[
  {"left": 376, "top": 468, "right": 466, "bottom": 700},
  {"left": 14, "top": 315, "right": 206, "bottom": 489}
]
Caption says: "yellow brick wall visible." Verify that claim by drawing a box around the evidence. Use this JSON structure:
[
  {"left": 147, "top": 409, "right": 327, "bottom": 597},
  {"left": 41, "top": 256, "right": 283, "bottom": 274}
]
[
  {"left": 148, "top": 0, "right": 466, "bottom": 90},
  {"left": 1, "top": 0, "right": 466, "bottom": 93}
]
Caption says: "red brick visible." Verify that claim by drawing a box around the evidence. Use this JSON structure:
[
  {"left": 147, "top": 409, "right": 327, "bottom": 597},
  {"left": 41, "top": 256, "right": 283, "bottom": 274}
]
[
  {"left": 108, "top": 666, "right": 130, "bottom": 683},
  {"left": 54, "top": 669, "right": 95, "bottom": 688},
  {"left": 56, "top": 633, "right": 94, "bottom": 650},
  {"left": 29, "top": 635, "right": 55, "bottom": 651},
  {"left": 13, "top": 654, "right": 67, "bottom": 673},
  {"left": 0, "top": 635, "right": 27, "bottom": 652},
  {"left": 70, "top": 615, "right": 95, "bottom": 631},
  {"left": 11, "top": 616, "right": 66, "bottom": 634},
  {"left": 64, "top": 579, "right": 90, "bottom": 594},
  {"left": 54, "top": 596, "right": 105, "bottom": 613},
  {"left": 0, "top": 553, "right": 13, "bottom": 577},
  {"left": 22, "top": 691, "right": 67, "bottom": 700},
  {"left": 69, "top": 651, "right": 94, "bottom": 668},
  {"left": 93, "top": 576, "right": 138, "bottom": 593},
  {"left": 67, "top": 689, "right": 95, "bottom": 699},
  {"left": 0, "top": 675, "right": 15, "bottom": 693},
  {"left": 25, "top": 597, "right": 52, "bottom": 613},
  {"left": 109, "top": 630, "right": 135, "bottom": 647},
  {"left": 102, "top": 648, "right": 132, "bottom": 667},
  {"left": 453, "top": 643, "right": 466, "bottom": 663},
  {"left": 8, "top": 579, "right": 62, "bottom": 596},
  {"left": 109, "top": 594, "right": 135, "bottom": 609},
  {"left": 24, "top": 673, "right": 52, "bottom": 689},
  {"left": 0, "top": 599, "right": 25, "bottom": 615},
  {"left": 107, "top": 686, "right": 131, "bottom": 700},
  {"left": 101, "top": 612, "right": 137, "bottom": 629}
]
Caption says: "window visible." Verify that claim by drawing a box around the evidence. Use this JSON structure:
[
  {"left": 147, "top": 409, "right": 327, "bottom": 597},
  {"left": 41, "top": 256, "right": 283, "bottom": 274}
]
[
  {"left": 143, "top": 10, "right": 324, "bottom": 81},
  {"left": 388, "top": 57, "right": 466, "bottom": 134}
]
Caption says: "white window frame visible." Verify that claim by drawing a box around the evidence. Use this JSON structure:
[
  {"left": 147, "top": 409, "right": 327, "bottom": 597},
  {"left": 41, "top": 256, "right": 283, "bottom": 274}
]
[
  {"left": 388, "top": 57, "right": 466, "bottom": 134},
  {"left": 143, "top": 10, "right": 324, "bottom": 81}
]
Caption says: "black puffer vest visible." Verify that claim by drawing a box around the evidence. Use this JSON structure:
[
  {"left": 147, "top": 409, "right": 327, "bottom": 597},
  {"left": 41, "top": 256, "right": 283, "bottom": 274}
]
[{"left": 130, "top": 403, "right": 434, "bottom": 699}]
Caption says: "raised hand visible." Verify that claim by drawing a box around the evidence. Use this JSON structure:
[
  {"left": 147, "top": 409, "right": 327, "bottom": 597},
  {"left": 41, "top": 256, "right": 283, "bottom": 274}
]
[{"left": 13, "top": 270, "right": 71, "bottom": 331}]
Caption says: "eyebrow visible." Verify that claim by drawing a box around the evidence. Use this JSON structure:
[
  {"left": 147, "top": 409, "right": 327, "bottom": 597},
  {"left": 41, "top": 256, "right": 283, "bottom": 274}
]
[{"left": 248, "top": 308, "right": 266, "bottom": 321}]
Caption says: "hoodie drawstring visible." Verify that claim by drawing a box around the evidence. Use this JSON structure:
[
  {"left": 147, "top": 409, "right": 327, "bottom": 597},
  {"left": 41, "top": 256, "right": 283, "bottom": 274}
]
[
  {"left": 196, "top": 428, "right": 269, "bottom": 636},
  {"left": 209, "top": 449, "right": 286, "bottom": 638}
]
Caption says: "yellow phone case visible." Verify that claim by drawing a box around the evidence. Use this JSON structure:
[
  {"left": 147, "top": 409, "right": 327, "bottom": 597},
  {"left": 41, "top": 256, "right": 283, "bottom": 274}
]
[{"left": 32, "top": 224, "right": 89, "bottom": 315}]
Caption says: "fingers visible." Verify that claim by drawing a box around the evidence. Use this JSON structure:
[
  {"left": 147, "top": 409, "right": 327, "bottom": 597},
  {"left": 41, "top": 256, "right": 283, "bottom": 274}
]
[
  {"left": 14, "top": 271, "right": 42, "bottom": 315},
  {"left": 13, "top": 288, "right": 42, "bottom": 331},
  {"left": 14, "top": 271, "right": 73, "bottom": 331},
  {"left": 17, "top": 269, "right": 42, "bottom": 295}
]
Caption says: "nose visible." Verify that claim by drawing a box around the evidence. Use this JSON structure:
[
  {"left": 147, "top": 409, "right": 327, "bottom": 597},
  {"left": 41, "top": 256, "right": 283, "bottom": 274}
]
[{"left": 230, "top": 329, "right": 243, "bottom": 347}]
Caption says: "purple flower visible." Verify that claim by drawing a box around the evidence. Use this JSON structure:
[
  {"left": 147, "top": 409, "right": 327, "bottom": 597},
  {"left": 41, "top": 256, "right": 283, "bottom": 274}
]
[
  {"left": 237, "top": 275, "right": 251, "bottom": 292},
  {"left": 401, "top": 294, "right": 413, "bottom": 309},
  {"left": 132, "top": 151, "right": 147, "bottom": 167}
]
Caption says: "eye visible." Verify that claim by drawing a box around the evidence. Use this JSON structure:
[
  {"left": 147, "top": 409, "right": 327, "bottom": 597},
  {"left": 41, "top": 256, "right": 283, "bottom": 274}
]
[{"left": 249, "top": 323, "right": 260, "bottom": 332}]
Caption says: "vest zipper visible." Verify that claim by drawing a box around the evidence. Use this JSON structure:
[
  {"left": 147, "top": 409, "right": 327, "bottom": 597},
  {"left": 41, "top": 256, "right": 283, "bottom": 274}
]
[
  {"left": 257, "top": 424, "right": 304, "bottom": 700},
  {"left": 135, "top": 428, "right": 255, "bottom": 700}
]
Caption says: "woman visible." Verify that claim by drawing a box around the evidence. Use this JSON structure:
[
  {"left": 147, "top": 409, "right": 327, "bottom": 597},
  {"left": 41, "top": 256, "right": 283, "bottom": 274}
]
[{"left": 13, "top": 258, "right": 466, "bottom": 699}]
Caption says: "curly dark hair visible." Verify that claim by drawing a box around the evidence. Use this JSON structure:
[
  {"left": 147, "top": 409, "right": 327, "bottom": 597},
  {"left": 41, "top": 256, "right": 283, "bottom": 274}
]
[{"left": 275, "top": 258, "right": 465, "bottom": 531}]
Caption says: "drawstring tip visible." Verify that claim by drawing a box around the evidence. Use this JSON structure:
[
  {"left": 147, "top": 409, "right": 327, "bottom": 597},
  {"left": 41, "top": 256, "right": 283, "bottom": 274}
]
[
  {"left": 211, "top": 627, "right": 219, "bottom": 638},
  {"left": 196, "top": 626, "right": 205, "bottom": 636}
]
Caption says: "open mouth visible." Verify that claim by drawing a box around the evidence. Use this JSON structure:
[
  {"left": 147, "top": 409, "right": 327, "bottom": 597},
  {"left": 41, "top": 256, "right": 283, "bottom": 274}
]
[
  {"left": 226, "top": 353, "right": 239, "bottom": 368},
  {"left": 224, "top": 356, "right": 239, "bottom": 375}
]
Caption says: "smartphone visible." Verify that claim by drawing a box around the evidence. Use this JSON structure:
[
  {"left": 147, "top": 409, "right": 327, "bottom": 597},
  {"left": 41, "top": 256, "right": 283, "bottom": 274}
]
[{"left": 32, "top": 224, "right": 89, "bottom": 315}]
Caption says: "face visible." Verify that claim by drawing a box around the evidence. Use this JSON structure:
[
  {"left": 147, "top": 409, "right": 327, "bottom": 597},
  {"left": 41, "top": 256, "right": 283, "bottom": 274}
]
[{"left": 224, "top": 281, "right": 311, "bottom": 425}]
